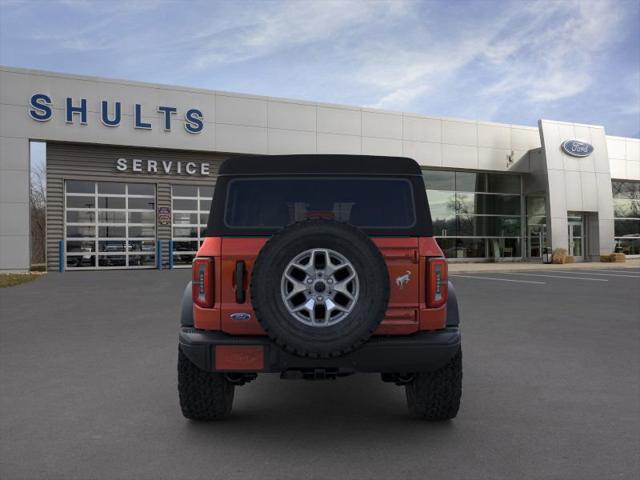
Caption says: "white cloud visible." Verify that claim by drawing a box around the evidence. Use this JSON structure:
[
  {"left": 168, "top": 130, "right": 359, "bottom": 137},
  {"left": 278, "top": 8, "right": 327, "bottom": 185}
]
[
  {"left": 351, "top": 0, "right": 624, "bottom": 111},
  {"left": 481, "top": 0, "right": 623, "bottom": 103},
  {"left": 1, "top": 0, "right": 635, "bottom": 134},
  {"left": 368, "top": 84, "right": 430, "bottom": 110},
  {"left": 361, "top": 37, "right": 496, "bottom": 109},
  {"left": 189, "top": 0, "right": 410, "bottom": 70}
]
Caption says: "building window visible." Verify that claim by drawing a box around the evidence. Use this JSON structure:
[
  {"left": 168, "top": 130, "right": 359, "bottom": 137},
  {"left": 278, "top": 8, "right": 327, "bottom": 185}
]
[
  {"left": 526, "top": 195, "right": 547, "bottom": 258},
  {"left": 65, "top": 181, "right": 156, "bottom": 269},
  {"left": 612, "top": 180, "right": 640, "bottom": 255},
  {"left": 171, "top": 185, "right": 213, "bottom": 266},
  {"left": 423, "top": 169, "right": 523, "bottom": 258}
]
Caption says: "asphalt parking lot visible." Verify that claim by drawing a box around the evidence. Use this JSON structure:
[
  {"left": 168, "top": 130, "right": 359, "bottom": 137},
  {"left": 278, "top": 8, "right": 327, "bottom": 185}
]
[{"left": 1, "top": 267, "right": 639, "bottom": 480}]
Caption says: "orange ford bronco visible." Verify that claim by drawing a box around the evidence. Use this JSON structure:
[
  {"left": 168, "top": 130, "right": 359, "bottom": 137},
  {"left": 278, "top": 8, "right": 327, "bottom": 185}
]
[{"left": 178, "top": 155, "right": 462, "bottom": 420}]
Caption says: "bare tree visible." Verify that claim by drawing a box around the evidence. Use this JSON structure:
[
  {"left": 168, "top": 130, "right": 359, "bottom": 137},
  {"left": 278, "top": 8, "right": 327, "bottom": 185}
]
[{"left": 30, "top": 161, "right": 46, "bottom": 268}]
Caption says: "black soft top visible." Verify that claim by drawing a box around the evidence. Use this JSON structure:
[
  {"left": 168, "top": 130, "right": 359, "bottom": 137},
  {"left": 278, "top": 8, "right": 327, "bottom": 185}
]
[
  {"left": 208, "top": 154, "right": 432, "bottom": 237},
  {"left": 218, "top": 155, "right": 423, "bottom": 176}
]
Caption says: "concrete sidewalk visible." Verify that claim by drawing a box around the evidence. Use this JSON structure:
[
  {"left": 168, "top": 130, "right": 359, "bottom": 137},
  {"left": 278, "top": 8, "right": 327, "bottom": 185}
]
[{"left": 448, "top": 258, "right": 640, "bottom": 274}]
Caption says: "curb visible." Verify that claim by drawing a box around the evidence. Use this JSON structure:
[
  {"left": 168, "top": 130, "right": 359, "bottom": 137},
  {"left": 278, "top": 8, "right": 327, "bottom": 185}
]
[{"left": 448, "top": 259, "right": 640, "bottom": 274}]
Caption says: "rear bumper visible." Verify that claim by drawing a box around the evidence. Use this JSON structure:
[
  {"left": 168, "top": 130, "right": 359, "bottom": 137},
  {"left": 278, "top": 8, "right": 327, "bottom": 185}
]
[{"left": 179, "top": 327, "right": 461, "bottom": 374}]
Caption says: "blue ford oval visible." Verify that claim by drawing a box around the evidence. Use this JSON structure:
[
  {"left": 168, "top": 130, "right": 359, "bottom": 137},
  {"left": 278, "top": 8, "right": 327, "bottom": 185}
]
[{"left": 561, "top": 139, "right": 594, "bottom": 157}]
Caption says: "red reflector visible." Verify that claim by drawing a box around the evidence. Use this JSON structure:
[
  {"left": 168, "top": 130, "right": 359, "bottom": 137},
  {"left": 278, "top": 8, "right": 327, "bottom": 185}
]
[
  {"left": 192, "top": 257, "right": 214, "bottom": 308},
  {"left": 427, "top": 257, "right": 448, "bottom": 308},
  {"left": 215, "top": 346, "right": 264, "bottom": 371}
]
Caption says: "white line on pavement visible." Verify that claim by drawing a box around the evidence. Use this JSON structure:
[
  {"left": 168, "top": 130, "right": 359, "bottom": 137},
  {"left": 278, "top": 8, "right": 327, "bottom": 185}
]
[
  {"left": 550, "top": 271, "right": 640, "bottom": 278},
  {"left": 602, "top": 268, "right": 640, "bottom": 271},
  {"left": 582, "top": 270, "right": 640, "bottom": 273},
  {"left": 500, "top": 272, "right": 608, "bottom": 282},
  {"left": 450, "top": 275, "right": 545, "bottom": 285}
]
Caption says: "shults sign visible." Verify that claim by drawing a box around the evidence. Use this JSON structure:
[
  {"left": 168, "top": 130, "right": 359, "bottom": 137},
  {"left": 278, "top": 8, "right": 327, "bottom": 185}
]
[{"left": 28, "top": 93, "right": 204, "bottom": 134}]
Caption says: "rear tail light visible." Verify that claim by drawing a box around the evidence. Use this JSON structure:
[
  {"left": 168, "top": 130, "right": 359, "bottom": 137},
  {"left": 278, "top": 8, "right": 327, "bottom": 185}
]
[
  {"left": 427, "top": 257, "right": 448, "bottom": 308},
  {"left": 192, "top": 257, "right": 214, "bottom": 308}
]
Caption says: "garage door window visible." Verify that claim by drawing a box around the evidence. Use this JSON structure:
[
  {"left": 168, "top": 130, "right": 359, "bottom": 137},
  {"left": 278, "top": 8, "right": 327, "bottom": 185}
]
[
  {"left": 171, "top": 185, "right": 213, "bottom": 266},
  {"left": 65, "top": 180, "right": 156, "bottom": 269}
]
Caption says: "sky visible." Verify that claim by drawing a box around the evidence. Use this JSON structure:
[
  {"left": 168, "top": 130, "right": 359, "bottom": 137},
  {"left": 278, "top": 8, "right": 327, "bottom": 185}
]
[{"left": 1, "top": 0, "right": 639, "bottom": 137}]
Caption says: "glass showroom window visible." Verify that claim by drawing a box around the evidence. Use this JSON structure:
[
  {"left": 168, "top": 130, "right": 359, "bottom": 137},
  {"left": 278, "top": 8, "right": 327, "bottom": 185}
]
[
  {"left": 65, "top": 181, "right": 156, "bottom": 269},
  {"left": 423, "top": 170, "right": 523, "bottom": 259},
  {"left": 612, "top": 180, "right": 640, "bottom": 255},
  {"left": 526, "top": 195, "right": 547, "bottom": 258},
  {"left": 171, "top": 185, "right": 213, "bottom": 266}
]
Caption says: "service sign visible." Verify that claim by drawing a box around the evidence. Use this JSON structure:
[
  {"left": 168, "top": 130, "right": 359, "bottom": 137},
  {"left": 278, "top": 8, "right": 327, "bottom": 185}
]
[
  {"left": 561, "top": 139, "right": 594, "bottom": 157},
  {"left": 115, "top": 158, "right": 211, "bottom": 176}
]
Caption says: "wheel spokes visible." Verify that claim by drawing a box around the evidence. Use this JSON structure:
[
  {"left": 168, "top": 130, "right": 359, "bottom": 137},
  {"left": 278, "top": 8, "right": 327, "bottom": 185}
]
[
  {"left": 292, "top": 298, "right": 315, "bottom": 313},
  {"left": 285, "top": 280, "right": 308, "bottom": 300},
  {"left": 326, "top": 298, "right": 348, "bottom": 313},
  {"left": 281, "top": 248, "right": 358, "bottom": 327},
  {"left": 291, "top": 261, "right": 313, "bottom": 276},
  {"left": 332, "top": 274, "right": 356, "bottom": 301}
]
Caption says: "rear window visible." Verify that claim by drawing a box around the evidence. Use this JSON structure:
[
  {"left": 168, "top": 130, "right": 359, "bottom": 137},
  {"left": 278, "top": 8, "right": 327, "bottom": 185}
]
[{"left": 224, "top": 177, "right": 416, "bottom": 229}]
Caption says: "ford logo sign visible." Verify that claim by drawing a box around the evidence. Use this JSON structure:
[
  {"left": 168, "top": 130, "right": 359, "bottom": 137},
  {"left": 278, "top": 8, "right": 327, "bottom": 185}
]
[
  {"left": 230, "top": 312, "right": 251, "bottom": 321},
  {"left": 561, "top": 139, "right": 594, "bottom": 157}
]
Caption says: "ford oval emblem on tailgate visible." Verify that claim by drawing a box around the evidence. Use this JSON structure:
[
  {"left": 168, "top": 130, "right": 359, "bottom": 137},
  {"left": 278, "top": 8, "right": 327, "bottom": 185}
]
[{"left": 230, "top": 312, "right": 252, "bottom": 321}]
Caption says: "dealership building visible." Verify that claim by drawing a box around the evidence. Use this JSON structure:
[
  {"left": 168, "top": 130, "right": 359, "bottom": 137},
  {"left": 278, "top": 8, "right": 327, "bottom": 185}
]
[{"left": 0, "top": 66, "right": 639, "bottom": 272}]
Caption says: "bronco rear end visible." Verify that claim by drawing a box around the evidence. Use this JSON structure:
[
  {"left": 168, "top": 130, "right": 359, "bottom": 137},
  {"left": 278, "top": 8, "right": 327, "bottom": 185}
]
[{"left": 178, "top": 155, "right": 462, "bottom": 421}]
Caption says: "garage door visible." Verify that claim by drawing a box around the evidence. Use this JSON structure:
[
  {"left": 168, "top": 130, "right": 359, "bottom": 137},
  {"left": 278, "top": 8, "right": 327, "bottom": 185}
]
[
  {"left": 171, "top": 185, "right": 213, "bottom": 266},
  {"left": 65, "top": 180, "right": 156, "bottom": 269}
]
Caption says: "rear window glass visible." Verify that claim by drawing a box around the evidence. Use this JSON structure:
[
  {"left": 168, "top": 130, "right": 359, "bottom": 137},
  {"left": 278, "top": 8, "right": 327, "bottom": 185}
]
[{"left": 225, "top": 177, "right": 416, "bottom": 229}]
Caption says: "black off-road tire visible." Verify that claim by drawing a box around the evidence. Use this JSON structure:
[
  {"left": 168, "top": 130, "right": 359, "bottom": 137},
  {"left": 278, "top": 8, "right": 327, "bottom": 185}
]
[
  {"left": 405, "top": 347, "right": 462, "bottom": 420},
  {"left": 178, "top": 348, "right": 235, "bottom": 420},
  {"left": 251, "top": 219, "right": 389, "bottom": 359}
]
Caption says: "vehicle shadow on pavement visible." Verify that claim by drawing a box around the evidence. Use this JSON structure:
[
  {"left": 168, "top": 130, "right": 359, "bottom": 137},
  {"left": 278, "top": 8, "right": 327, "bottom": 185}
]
[{"left": 180, "top": 373, "right": 458, "bottom": 440}]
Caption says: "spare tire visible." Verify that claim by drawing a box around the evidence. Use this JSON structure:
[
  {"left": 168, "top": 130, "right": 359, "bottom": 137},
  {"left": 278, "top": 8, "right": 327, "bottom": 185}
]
[{"left": 251, "top": 219, "right": 389, "bottom": 358}]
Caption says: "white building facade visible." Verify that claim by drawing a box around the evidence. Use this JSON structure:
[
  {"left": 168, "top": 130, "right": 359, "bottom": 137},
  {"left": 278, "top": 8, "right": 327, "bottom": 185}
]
[{"left": 1, "top": 66, "right": 638, "bottom": 271}]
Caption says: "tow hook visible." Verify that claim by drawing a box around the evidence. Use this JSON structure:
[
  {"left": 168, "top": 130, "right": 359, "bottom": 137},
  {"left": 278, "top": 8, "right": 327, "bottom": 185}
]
[{"left": 224, "top": 373, "right": 257, "bottom": 385}]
